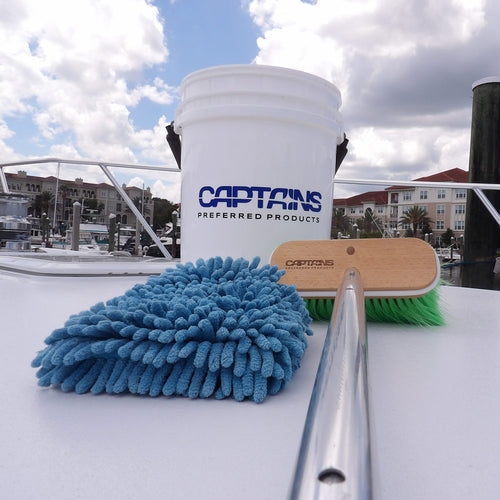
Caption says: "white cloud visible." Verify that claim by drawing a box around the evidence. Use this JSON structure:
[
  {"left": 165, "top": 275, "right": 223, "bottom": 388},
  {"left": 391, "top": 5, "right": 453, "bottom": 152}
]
[
  {"left": 124, "top": 173, "right": 180, "bottom": 202},
  {"left": 247, "top": 0, "right": 490, "bottom": 191},
  {"left": 0, "top": 0, "right": 173, "bottom": 165},
  {"left": 127, "top": 176, "right": 146, "bottom": 189},
  {"left": 152, "top": 178, "right": 181, "bottom": 202}
]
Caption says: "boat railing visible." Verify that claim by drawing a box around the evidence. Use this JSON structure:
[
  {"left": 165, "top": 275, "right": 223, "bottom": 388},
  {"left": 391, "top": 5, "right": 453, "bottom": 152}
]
[
  {"left": 0, "top": 158, "right": 180, "bottom": 258},
  {"left": 333, "top": 177, "right": 500, "bottom": 229},
  {"left": 1, "top": 158, "right": 499, "bottom": 260}
]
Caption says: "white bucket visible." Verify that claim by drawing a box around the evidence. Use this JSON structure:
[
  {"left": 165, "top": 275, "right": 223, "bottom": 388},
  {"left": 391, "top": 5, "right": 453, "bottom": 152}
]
[{"left": 174, "top": 64, "right": 344, "bottom": 263}]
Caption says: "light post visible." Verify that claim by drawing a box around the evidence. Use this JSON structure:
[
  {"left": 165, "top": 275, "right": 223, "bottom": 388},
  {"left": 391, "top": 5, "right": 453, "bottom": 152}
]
[
  {"left": 352, "top": 223, "right": 360, "bottom": 239},
  {"left": 116, "top": 222, "right": 121, "bottom": 251},
  {"left": 41, "top": 212, "right": 51, "bottom": 246},
  {"left": 108, "top": 214, "right": 116, "bottom": 252},
  {"left": 171, "top": 210, "right": 179, "bottom": 258}
]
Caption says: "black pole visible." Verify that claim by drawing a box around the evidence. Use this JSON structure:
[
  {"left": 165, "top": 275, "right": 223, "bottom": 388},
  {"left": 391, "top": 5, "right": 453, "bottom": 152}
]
[
  {"left": 108, "top": 214, "right": 116, "bottom": 252},
  {"left": 462, "top": 78, "right": 500, "bottom": 289}
]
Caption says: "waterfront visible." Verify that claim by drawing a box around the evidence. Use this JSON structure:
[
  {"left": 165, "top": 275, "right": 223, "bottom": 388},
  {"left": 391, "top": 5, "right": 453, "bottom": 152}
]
[{"left": 441, "top": 262, "right": 500, "bottom": 290}]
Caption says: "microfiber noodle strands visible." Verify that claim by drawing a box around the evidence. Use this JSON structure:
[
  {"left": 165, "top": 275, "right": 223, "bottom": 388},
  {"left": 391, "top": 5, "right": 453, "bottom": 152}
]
[{"left": 32, "top": 257, "right": 313, "bottom": 403}]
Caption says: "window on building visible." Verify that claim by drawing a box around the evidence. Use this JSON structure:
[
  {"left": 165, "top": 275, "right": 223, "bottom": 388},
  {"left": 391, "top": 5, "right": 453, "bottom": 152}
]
[
  {"left": 116, "top": 203, "right": 122, "bottom": 212},
  {"left": 455, "top": 204, "right": 465, "bottom": 214},
  {"left": 359, "top": 208, "right": 363, "bottom": 214},
  {"left": 437, "top": 189, "right": 446, "bottom": 199},
  {"left": 420, "top": 190, "right": 428, "bottom": 200},
  {"left": 455, "top": 189, "right": 466, "bottom": 199},
  {"left": 420, "top": 205, "right": 427, "bottom": 213},
  {"left": 403, "top": 191, "right": 412, "bottom": 201},
  {"left": 377, "top": 206, "right": 384, "bottom": 214},
  {"left": 437, "top": 205, "right": 445, "bottom": 215},
  {"left": 350, "top": 208, "right": 356, "bottom": 214},
  {"left": 455, "top": 220, "right": 465, "bottom": 231},
  {"left": 436, "top": 221, "right": 444, "bottom": 230}
]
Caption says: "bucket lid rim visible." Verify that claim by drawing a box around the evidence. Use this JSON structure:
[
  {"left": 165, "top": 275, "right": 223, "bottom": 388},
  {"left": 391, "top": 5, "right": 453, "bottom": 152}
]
[{"left": 180, "top": 64, "right": 341, "bottom": 97}]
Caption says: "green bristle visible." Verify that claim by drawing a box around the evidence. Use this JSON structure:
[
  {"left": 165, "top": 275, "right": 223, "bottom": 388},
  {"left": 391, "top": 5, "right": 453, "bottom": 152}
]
[{"left": 305, "top": 284, "right": 444, "bottom": 326}]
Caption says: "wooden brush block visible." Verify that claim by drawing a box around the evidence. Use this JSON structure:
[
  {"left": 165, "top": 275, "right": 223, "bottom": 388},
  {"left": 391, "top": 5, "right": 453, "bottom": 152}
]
[{"left": 270, "top": 238, "right": 439, "bottom": 297}]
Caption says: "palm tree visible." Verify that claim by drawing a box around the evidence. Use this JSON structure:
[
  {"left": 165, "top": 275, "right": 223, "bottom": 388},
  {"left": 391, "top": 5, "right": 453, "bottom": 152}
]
[
  {"left": 331, "top": 208, "right": 349, "bottom": 237},
  {"left": 58, "top": 185, "right": 70, "bottom": 223},
  {"left": 32, "top": 191, "right": 54, "bottom": 218},
  {"left": 356, "top": 208, "right": 384, "bottom": 236},
  {"left": 399, "top": 206, "right": 433, "bottom": 238}
]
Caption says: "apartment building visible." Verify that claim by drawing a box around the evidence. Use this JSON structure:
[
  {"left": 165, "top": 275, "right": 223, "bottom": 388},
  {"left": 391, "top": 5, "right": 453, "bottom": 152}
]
[
  {"left": 333, "top": 168, "right": 469, "bottom": 240},
  {"left": 3, "top": 170, "right": 154, "bottom": 232}
]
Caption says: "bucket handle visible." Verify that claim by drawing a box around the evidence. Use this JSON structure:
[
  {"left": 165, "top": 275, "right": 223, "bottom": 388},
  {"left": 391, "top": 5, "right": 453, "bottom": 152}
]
[
  {"left": 336, "top": 134, "right": 349, "bottom": 173},
  {"left": 166, "top": 121, "right": 182, "bottom": 169},
  {"left": 166, "top": 121, "right": 348, "bottom": 173}
]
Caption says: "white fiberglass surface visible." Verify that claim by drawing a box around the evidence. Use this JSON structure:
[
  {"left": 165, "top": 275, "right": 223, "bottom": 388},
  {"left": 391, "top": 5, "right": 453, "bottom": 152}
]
[{"left": 1, "top": 271, "right": 499, "bottom": 499}]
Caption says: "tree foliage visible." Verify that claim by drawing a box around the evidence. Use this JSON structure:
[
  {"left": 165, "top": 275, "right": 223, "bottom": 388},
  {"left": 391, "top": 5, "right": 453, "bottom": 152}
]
[
  {"left": 152, "top": 197, "right": 178, "bottom": 231},
  {"left": 330, "top": 208, "right": 350, "bottom": 237},
  {"left": 356, "top": 208, "right": 384, "bottom": 237},
  {"left": 32, "top": 191, "right": 54, "bottom": 217},
  {"left": 441, "top": 228, "right": 455, "bottom": 246},
  {"left": 399, "top": 206, "right": 433, "bottom": 238}
]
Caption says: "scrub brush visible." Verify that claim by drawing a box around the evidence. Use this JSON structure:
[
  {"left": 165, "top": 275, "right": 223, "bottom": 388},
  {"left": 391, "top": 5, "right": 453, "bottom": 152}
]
[
  {"left": 272, "top": 238, "right": 444, "bottom": 326},
  {"left": 270, "top": 238, "right": 444, "bottom": 498}
]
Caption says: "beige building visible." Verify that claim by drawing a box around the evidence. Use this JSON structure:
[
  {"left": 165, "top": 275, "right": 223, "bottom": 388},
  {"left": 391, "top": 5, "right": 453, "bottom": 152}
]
[
  {"left": 333, "top": 168, "right": 469, "bottom": 241},
  {"left": 3, "top": 170, "right": 154, "bottom": 232}
]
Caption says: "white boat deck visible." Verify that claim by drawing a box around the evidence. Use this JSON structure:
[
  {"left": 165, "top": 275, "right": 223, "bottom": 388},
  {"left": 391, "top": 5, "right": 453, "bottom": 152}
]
[{"left": 1, "top": 265, "right": 499, "bottom": 499}]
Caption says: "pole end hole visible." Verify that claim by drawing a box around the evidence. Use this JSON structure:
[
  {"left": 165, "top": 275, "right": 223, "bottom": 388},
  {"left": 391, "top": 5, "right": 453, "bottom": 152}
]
[{"left": 318, "top": 468, "right": 346, "bottom": 484}]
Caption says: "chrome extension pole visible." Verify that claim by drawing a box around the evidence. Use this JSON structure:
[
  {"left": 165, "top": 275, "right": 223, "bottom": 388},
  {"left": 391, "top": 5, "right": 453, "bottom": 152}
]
[{"left": 290, "top": 269, "right": 372, "bottom": 500}]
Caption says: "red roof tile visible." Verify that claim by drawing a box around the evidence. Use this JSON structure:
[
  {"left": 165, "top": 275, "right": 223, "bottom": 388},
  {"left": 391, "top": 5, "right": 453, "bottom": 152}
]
[
  {"left": 334, "top": 190, "right": 388, "bottom": 206},
  {"left": 415, "top": 167, "right": 468, "bottom": 183},
  {"left": 386, "top": 168, "right": 468, "bottom": 190}
]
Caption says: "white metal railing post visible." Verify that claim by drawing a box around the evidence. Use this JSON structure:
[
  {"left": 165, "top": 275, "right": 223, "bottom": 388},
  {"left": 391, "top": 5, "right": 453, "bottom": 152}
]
[
  {"left": 99, "top": 164, "right": 172, "bottom": 259},
  {"left": 0, "top": 167, "right": 10, "bottom": 193},
  {"left": 473, "top": 188, "right": 500, "bottom": 227}
]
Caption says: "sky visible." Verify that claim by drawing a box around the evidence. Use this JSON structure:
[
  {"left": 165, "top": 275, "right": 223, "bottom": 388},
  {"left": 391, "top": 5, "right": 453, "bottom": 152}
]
[{"left": 0, "top": 0, "right": 498, "bottom": 202}]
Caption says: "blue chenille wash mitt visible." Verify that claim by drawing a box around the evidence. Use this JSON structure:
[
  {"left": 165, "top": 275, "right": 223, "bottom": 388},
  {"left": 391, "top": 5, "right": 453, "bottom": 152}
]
[{"left": 32, "top": 257, "right": 313, "bottom": 403}]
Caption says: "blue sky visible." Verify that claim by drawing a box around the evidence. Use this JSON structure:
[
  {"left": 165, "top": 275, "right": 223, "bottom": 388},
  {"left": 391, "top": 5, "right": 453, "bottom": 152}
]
[
  {"left": 1, "top": 0, "right": 499, "bottom": 201},
  {"left": 132, "top": 0, "right": 260, "bottom": 130}
]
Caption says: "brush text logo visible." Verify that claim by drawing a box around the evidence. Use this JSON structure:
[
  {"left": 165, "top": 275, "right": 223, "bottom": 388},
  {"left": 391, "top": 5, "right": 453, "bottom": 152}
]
[{"left": 285, "top": 259, "right": 334, "bottom": 267}]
